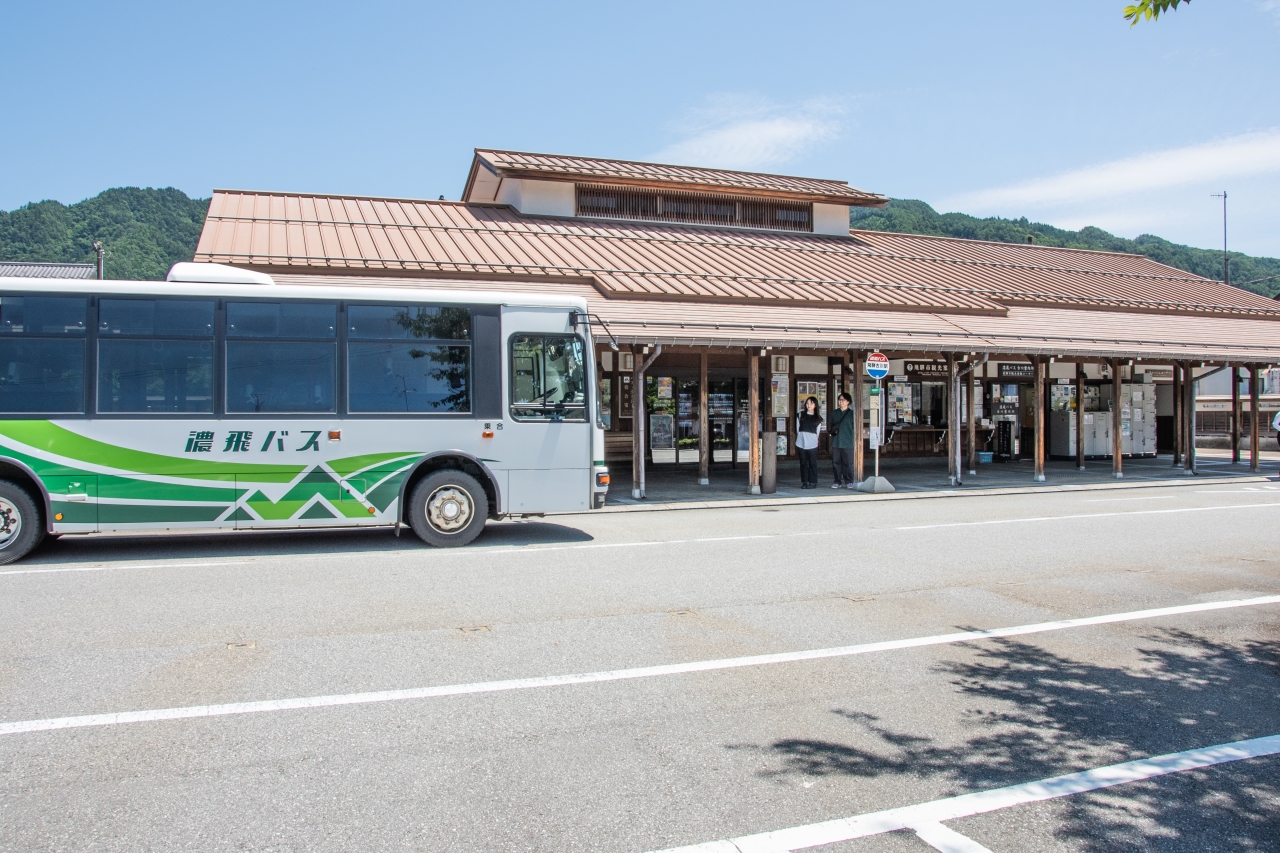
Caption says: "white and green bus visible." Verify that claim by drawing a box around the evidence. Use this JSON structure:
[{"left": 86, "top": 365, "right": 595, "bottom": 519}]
[{"left": 0, "top": 263, "right": 609, "bottom": 563}]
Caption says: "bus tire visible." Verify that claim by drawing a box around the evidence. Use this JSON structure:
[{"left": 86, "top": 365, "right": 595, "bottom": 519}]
[
  {"left": 0, "top": 480, "right": 44, "bottom": 565},
  {"left": 407, "top": 470, "right": 488, "bottom": 548}
]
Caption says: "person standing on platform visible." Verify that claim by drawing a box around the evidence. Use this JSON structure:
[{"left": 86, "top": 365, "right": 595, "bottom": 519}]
[
  {"left": 829, "top": 392, "right": 856, "bottom": 489},
  {"left": 797, "top": 396, "right": 823, "bottom": 489}
]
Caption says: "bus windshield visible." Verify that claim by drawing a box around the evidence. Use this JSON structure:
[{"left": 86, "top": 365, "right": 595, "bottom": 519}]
[{"left": 510, "top": 335, "right": 586, "bottom": 421}]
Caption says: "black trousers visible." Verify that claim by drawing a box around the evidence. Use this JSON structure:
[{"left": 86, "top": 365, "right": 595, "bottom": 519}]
[
  {"left": 831, "top": 446, "right": 854, "bottom": 485},
  {"left": 798, "top": 447, "right": 818, "bottom": 486}
]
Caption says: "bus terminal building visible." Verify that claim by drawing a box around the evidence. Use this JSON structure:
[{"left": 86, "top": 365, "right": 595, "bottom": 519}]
[{"left": 195, "top": 149, "right": 1280, "bottom": 496}]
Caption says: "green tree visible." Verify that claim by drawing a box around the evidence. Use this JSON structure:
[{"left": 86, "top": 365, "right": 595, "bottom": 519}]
[
  {"left": 0, "top": 188, "right": 209, "bottom": 280},
  {"left": 1123, "top": 0, "right": 1190, "bottom": 26}
]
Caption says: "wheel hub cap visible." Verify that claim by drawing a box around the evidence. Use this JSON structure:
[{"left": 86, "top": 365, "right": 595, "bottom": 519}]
[
  {"left": 0, "top": 498, "right": 23, "bottom": 548},
  {"left": 426, "top": 486, "right": 473, "bottom": 533}
]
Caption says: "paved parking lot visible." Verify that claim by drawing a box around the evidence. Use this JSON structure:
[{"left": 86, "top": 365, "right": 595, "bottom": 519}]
[{"left": 3, "top": 478, "right": 1279, "bottom": 851}]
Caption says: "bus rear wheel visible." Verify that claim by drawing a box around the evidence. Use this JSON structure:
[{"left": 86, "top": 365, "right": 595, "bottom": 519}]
[
  {"left": 0, "top": 480, "right": 44, "bottom": 565},
  {"left": 407, "top": 470, "right": 488, "bottom": 548}
]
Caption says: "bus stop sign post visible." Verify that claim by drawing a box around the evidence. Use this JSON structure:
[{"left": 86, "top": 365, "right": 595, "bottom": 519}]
[{"left": 859, "top": 353, "right": 895, "bottom": 493}]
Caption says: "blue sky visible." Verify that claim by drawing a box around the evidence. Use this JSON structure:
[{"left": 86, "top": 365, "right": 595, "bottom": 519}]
[{"left": 4, "top": 0, "right": 1280, "bottom": 256}]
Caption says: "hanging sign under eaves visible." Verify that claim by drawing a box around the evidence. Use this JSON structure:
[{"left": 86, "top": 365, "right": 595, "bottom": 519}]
[{"left": 998, "top": 363, "right": 1036, "bottom": 380}]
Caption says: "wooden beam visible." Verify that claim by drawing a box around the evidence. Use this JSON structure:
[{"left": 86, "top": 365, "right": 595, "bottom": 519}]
[
  {"left": 1250, "top": 364, "right": 1261, "bottom": 473},
  {"left": 631, "top": 346, "right": 643, "bottom": 499},
  {"left": 852, "top": 350, "right": 865, "bottom": 484},
  {"left": 945, "top": 355, "right": 959, "bottom": 485},
  {"left": 966, "top": 365, "right": 976, "bottom": 476},
  {"left": 1171, "top": 363, "right": 1182, "bottom": 467},
  {"left": 1075, "top": 362, "right": 1085, "bottom": 471},
  {"left": 1034, "top": 356, "right": 1046, "bottom": 482},
  {"left": 631, "top": 345, "right": 663, "bottom": 499},
  {"left": 1183, "top": 360, "right": 1196, "bottom": 475},
  {"left": 1112, "top": 359, "right": 1124, "bottom": 479},
  {"left": 1231, "top": 364, "right": 1241, "bottom": 464},
  {"left": 748, "top": 348, "right": 761, "bottom": 494},
  {"left": 698, "top": 351, "right": 710, "bottom": 485}
]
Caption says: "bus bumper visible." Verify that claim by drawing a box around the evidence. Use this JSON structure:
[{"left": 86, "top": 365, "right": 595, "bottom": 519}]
[{"left": 593, "top": 467, "right": 610, "bottom": 509}]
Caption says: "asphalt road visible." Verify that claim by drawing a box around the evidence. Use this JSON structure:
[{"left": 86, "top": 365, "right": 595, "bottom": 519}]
[{"left": 3, "top": 480, "right": 1280, "bottom": 851}]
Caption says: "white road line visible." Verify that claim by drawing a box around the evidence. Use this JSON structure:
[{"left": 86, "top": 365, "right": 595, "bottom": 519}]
[
  {"left": 466, "top": 532, "right": 812, "bottom": 556},
  {"left": 912, "top": 821, "right": 994, "bottom": 853},
  {"left": 3, "top": 594, "right": 1277, "bottom": 738},
  {"left": 1080, "top": 495, "right": 1175, "bottom": 503},
  {"left": 0, "top": 560, "right": 255, "bottom": 577},
  {"left": 896, "top": 501, "right": 1280, "bottom": 530},
  {"left": 648, "top": 733, "right": 1280, "bottom": 852}
]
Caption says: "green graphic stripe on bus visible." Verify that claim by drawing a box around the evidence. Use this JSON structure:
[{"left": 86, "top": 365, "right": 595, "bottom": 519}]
[
  {"left": 0, "top": 444, "right": 248, "bottom": 505},
  {"left": 327, "top": 452, "right": 421, "bottom": 478},
  {"left": 0, "top": 421, "right": 304, "bottom": 482}
]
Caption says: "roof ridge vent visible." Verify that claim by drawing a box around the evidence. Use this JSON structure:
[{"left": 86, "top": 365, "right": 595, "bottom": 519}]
[{"left": 166, "top": 262, "right": 275, "bottom": 285}]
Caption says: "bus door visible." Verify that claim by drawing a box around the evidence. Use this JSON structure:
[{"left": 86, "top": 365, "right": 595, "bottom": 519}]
[{"left": 503, "top": 316, "right": 592, "bottom": 513}]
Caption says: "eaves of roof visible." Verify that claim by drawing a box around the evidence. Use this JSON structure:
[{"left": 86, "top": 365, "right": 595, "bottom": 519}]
[{"left": 464, "top": 149, "right": 889, "bottom": 207}]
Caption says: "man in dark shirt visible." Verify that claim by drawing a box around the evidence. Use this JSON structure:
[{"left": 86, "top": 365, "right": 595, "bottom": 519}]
[{"left": 829, "top": 393, "right": 856, "bottom": 488}]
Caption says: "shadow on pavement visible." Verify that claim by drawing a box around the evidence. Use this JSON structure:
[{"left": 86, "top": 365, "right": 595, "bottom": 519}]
[
  {"left": 24, "top": 518, "right": 594, "bottom": 565},
  {"left": 740, "top": 630, "right": 1280, "bottom": 850}
]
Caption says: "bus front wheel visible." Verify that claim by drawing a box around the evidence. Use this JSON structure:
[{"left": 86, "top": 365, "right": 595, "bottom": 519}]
[
  {"left": 0, "top": 480, "right": 44, "bottom": 565},
  {"left": 407, "top": 470, "right": 488, "bottom": 548}
]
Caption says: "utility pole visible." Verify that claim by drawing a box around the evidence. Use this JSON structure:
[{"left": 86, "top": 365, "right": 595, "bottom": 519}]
[{"left": 1211, "top": 191, "right": 1227, "bottom": 286}]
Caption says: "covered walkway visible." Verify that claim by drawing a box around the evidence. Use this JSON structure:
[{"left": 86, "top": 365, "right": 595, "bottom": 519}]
[{"left": 603, "top": 451, "right": 1279, "bottom": 508}]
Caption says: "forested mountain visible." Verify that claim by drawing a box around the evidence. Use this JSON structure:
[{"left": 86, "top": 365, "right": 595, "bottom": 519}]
[
  {"left": 0, "top": 188, "right": 208, "bottom": 281},
  {"left": 2, "top": 188, "right": 1278, "bottom": 299},
  {"left": 851, "top": 199, "right": 1280, "bottom": 298}
]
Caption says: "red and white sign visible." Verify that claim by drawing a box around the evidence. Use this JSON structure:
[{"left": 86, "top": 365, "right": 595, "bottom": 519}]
[{"left": 865, "top": 352, "right": 890, "bottom": 379}]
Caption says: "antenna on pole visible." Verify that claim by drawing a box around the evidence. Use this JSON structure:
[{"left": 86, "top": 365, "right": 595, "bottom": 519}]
[
  {"left": 92, "top": 241, "right": 105, "bottom": 280},
  {"left": 1210, "top": 191, "right": 1227, "bottom": 286}
]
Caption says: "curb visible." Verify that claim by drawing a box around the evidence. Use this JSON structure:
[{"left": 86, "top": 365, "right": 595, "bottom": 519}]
[{"left": 560, "top": 472, "right": 1279, "bottom": 516}]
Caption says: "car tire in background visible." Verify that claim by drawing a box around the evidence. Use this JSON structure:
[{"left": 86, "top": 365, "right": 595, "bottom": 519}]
[
  {"left": 0, "top": 480, "right": 45, "bottom": 565},
  {"left": 407, "top": 470, "right": 489, "bottom": 548}
]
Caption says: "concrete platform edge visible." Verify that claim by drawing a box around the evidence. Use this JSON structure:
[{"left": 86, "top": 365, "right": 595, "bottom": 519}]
[{"left": 559, "top": 473, "right": 1278, "bottom": 517}]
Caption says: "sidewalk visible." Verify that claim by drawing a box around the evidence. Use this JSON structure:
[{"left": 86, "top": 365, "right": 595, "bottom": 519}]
[{"left": 599, "top": 452, "right": 1280, "bottom": 513}]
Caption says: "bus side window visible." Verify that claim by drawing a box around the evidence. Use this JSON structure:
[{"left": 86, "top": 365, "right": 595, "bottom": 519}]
[
  {"left": 225, "top": 301, "right": 337, "bottom": 414},
  {"left": 0, "top": 296, "right": 87, "bottom": 414},
  {"left": 346, "top": 304, "right": 471, "bottom": 413},
  {"left": 509, "top": 335, "right": 587, "bottom": 421},
  {"left": 97, "top": 298, "right": 215, "bottom": 414}
]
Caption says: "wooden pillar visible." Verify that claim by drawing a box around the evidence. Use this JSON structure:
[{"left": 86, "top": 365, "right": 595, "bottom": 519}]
[
  {"left": 1033, "top": 356, "right": 1046, "bottom": 482},
  {"left": 1111, "top": 359, "right": 1124, "bottom": 478},
  {"left": 630, "top": 345, "right": 662, "bottom": 499},
  {"left": 698, "top": 351, "right": 710, "bottom": 485},
  {"left": 1171, "top": 363, "right": 1182, "bottom": 466},
  {"left": 748, "top": 348, "right": 761, "bottom": 494},
  {"left": 966, "top": 364, "right": 976, "bottom": 476},
  {"left": 1249, "top": 364, "right": 1261, "bottom": 473},
  {"left": 1075, "top": 362, "right": 1086, "bottom": 470},
  {"left": 852, "top": 351, "right": 865, "bottom": 484},
  {"left": 631, "top": 347, "right": 644, "bottom": 499},
  {"left": 947, "top": 354, "right": 959, "bottom": 485},
  {"left": 1231, "top": 365, "right": 1241, "bottom": 464},
  {"left": 1183, "top": 361, "right": 1196, "bottom": 475}
]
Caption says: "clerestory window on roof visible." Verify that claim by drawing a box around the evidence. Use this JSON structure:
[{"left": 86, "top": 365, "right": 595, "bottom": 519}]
[{"left": 575, "top": 184, "right": 812, "bottom": 232}]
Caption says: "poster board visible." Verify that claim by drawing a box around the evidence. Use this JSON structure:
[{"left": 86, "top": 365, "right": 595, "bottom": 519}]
[
  {"left": 771, "top": 374, "right": 790, "bottom": 417},
  {"left": 649, "top": 413, "right": 674, "bottom": 450},
  {"left": 795, "top": 380, "right": 828, "bottom": 428}
]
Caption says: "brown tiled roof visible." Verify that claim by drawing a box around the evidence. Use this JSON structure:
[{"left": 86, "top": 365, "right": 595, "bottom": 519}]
[
  {"left": 464, "top": 149, "right": 889, "bottom": 206},
  {"left": 269, "top": 273, "right": 1280, "bottom": 363},
  {"left": 197, "top": 190, "right": 1280, "bottom": 322}
]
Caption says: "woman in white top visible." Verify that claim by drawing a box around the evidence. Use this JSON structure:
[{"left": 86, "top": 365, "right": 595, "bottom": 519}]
[{"left": 796, "top": 396, "right": 823, "bottom": 489}]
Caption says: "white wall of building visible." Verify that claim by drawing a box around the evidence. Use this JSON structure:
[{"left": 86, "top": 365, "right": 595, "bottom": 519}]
[
  {"left": 813, "top": 203, "right": 851, "bottom": 236},
  {"left": 495, "top": 179, "right": 575, "bottom": 217}
]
